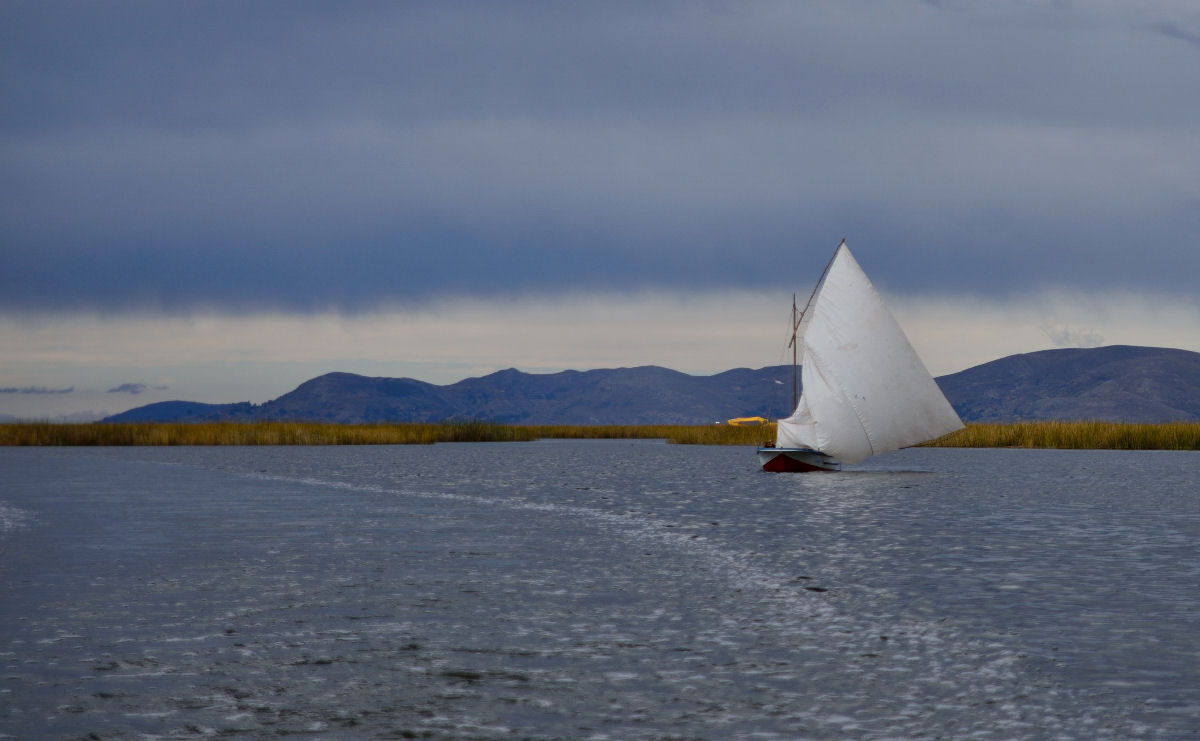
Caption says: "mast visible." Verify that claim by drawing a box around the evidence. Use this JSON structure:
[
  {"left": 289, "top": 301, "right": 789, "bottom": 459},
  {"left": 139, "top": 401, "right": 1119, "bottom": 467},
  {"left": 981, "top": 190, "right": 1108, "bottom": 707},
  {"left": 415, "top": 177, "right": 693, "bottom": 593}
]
[
  {"left": 787, "top": 240, "right": 842, "bottom": 412},
  {"left": 787, "top": 293, "right": 799, "bottom": 410}
]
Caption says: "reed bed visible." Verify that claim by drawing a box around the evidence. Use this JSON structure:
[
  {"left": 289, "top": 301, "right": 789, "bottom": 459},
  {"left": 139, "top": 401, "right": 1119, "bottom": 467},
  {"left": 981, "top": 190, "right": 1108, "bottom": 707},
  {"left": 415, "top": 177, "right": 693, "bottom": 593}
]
[
  {"left": 0, "top": 421, "right": 538, "bottom": 447},
  {"left": 927, "top": 420, "right": 1200, "bottom": 451},
  {"left": 0, "top": 421, "right": 767, "bottom": 447},
  {"left": 2, "top": 420, "right": 1198, "bottom": 449},
  {"left": 522, "top": 424, "right": 773, "bottom": 446}
]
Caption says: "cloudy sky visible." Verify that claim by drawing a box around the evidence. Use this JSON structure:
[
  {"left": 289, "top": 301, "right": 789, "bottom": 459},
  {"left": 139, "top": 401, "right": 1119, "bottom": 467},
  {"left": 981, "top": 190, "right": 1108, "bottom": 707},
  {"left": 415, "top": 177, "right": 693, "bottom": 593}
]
[{"left": 3, "top": 1, "right": 1198, "bottom": 420}]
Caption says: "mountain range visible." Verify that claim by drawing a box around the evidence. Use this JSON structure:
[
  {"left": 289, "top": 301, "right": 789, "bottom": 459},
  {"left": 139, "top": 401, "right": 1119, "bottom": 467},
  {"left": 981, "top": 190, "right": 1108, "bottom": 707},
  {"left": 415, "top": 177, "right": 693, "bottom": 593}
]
[{"left": 104, "top": 345, "right": 1200, "bottom": 425}]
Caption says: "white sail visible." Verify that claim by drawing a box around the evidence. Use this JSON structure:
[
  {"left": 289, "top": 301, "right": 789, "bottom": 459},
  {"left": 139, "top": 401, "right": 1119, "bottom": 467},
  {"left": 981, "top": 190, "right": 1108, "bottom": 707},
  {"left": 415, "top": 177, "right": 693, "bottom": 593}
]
[{"left": 775, "top": 243, "right": 963, "bottom": 464}]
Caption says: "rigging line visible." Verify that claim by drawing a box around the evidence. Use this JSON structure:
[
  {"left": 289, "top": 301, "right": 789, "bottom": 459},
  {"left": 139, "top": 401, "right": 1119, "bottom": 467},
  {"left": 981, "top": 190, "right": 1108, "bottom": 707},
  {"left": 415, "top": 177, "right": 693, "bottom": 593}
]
[
  {"left": 797, "top": 238, "right": 844, "bottom": 327},
  {"left": 785, "top": 293, "right": 798, "bottom": 350},
  {"left": 784, "top": 240, "right": 843, "bottom": 413}
]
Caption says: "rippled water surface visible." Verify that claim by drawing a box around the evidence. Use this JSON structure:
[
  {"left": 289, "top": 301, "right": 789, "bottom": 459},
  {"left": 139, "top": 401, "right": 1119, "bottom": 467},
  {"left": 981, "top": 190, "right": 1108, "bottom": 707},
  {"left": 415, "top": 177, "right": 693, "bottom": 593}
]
[{"left": 2, "top": 443, "right": 1198, "bottom": 739}]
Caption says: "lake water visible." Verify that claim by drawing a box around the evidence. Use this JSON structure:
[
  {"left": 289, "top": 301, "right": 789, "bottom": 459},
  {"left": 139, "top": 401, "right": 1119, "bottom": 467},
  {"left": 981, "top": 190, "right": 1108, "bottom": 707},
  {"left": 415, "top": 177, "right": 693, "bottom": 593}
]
[{"left": 1, "top": 442, "right": 1198, "bottom": 739}]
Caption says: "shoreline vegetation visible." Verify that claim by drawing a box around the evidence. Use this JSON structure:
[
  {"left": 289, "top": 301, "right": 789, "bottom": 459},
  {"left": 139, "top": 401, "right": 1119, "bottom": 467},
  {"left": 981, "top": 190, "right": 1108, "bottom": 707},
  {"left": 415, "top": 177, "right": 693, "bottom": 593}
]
[{"left": 1, "top": 420, "right": 1199, "bottom": 450}]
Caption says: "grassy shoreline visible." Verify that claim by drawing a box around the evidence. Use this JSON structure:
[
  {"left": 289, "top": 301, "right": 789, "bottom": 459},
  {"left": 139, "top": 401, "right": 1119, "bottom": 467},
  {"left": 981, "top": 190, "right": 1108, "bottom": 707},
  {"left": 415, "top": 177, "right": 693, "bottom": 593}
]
[
  {"left": 925, "top": 420, "right": 1200, "bottom": 451},
  {"left": 2, "top": 420, "right": 1199, "bottom": 449}
]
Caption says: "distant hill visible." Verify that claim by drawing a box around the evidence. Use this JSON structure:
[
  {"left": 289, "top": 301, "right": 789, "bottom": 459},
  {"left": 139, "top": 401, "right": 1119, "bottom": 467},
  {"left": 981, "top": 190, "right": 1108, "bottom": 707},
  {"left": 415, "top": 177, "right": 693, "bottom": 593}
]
[
  {"left": 101, "top": 400, "right": 258, "bottom": 423},
  {"left": 103, "top": 345, "right": 1200, "bottom": 425},
  {"left": 937, "top": 345, "right": 1200, "bottom": 423},
  {"left": 106, "top": 366, "right": 798, "bottom": 425}
]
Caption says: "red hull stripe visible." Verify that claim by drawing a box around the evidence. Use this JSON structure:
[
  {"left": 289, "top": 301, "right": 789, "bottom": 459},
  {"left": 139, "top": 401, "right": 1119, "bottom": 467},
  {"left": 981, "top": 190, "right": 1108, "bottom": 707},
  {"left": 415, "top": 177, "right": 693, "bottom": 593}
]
[{"left": 760, "top": 453, "right": 831, "bottom": 473}]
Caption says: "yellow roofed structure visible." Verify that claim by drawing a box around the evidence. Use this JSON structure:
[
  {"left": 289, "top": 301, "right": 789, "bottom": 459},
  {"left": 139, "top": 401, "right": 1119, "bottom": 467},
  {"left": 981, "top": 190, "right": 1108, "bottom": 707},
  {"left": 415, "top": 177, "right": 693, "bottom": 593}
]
[{"left": 726, "top": 416, "right": 771, "bottom": 426}]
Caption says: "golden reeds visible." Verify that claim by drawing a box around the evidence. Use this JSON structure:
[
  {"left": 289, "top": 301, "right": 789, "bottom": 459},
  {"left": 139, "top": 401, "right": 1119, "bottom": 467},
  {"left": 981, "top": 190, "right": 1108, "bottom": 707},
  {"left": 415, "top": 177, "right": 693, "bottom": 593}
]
[
  {"left": 1, "top": 420, "right": 1198, "bottom": 449},
  {"left": 926, "top": 420, "right": 1200, "bottom": 450},
  {"left": 522, "top": 424, "right": 774, "bottom": 446},
  {"left": 0, "top": 421, "right": 537, "bottom": 446}
]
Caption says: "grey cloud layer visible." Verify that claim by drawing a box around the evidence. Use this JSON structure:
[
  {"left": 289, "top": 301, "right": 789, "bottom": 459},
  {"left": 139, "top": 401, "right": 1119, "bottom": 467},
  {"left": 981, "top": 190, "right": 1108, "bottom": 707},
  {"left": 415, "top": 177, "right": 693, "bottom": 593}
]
[
  {"left": 0, "top": 386, "right": 74, "bottom": 394},
  {"left": 2, "top": 1, "right": 1198, "bottom": 312}
]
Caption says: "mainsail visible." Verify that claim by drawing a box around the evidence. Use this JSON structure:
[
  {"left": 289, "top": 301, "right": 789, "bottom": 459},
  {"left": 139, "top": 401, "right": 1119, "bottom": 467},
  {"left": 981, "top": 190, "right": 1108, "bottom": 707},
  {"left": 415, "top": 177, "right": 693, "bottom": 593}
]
[{"left": 775, "top": 243, "right": 963, "bottom": 464}]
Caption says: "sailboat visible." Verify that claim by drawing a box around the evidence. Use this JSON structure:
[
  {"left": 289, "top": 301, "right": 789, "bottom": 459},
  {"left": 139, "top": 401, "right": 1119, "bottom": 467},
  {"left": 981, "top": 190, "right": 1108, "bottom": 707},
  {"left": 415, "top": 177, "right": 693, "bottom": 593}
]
[{"left": 757, "top": 241, "right": 963, "bottom": 472}]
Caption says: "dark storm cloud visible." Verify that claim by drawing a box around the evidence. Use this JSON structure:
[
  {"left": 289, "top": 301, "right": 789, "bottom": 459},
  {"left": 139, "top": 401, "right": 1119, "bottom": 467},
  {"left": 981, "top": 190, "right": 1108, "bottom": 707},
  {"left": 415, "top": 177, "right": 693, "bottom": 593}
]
[
  {"left": 2, "top": 1, "right": 1198, "bottom": 312},
  {"left": 107, "top": 383, "right": 148, "bottom": 395}
]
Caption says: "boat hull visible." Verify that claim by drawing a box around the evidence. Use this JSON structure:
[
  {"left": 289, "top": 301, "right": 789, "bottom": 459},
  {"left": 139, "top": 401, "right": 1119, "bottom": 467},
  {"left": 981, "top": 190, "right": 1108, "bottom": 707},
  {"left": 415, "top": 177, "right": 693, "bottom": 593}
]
[{"left": 757, "top": 447, "right": 842, "bottom": 472}]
